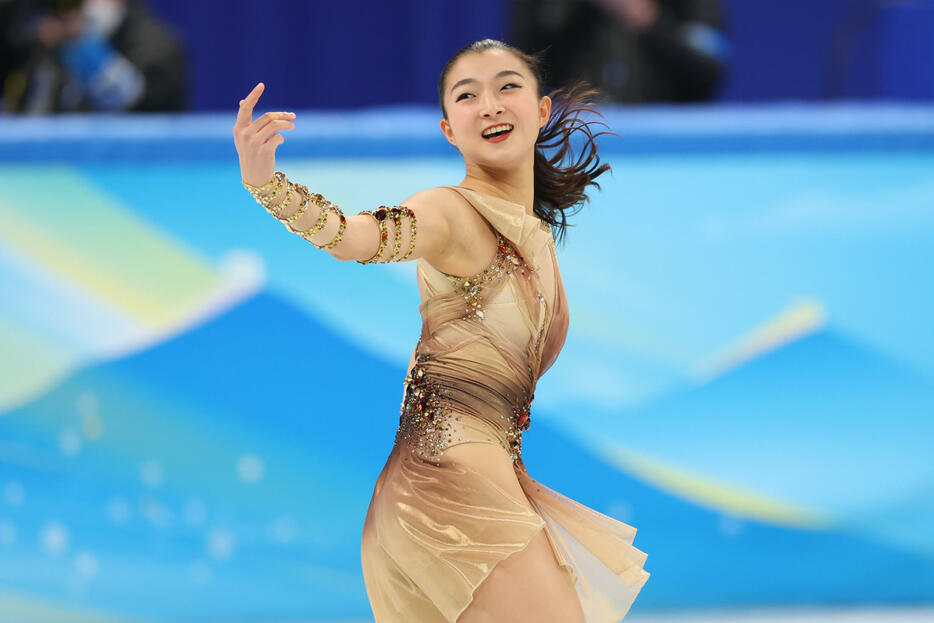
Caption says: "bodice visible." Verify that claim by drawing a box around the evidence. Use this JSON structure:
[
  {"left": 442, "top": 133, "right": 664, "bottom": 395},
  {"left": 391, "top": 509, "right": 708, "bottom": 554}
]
[{"left": 394, "top": 186, "right": 570, "bottom": 465}]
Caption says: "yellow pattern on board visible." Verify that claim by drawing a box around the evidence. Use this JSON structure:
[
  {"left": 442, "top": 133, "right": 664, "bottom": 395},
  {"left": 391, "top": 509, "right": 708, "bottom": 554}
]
[{"left": 597, "top": 439, "right": 827, "bottom": 528}]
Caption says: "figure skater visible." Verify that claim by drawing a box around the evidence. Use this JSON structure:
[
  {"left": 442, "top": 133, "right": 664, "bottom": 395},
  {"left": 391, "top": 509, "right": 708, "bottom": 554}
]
[{"left": 232, "top": 38, "right": 649, "bottom": 623}]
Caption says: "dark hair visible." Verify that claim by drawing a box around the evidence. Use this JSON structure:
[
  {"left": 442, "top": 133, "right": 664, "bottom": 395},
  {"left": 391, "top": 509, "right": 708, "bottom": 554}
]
[{"left": 437, "top": 38, "right": 617, "bottom": 247}]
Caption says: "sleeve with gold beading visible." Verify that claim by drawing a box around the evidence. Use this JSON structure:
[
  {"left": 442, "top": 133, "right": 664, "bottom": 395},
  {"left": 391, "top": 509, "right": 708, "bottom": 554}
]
[{"left": 243, "top": 171, "right": 420, "bottom": 265}]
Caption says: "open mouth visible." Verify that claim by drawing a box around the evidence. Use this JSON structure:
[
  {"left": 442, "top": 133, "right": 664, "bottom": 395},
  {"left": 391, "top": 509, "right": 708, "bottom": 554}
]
[{"left": 482, "top": 125, "right": 514, "bottom": 141}]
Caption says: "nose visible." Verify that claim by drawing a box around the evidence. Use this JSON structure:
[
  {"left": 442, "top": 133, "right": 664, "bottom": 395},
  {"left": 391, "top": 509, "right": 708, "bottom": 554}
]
[{"left": 479, "top": 91, "right": 505, "bottom": 117}]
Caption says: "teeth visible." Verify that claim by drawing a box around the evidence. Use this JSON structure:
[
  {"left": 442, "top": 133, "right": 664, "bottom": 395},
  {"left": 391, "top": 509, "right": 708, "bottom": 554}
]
[{"left": 482, "top": 124, "right": 514, "bottom": 137}]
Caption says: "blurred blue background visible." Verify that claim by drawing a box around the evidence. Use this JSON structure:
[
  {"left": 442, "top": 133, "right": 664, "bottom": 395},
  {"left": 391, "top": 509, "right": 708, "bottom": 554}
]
[
  {"left": 1, "top": 1, "right": 934, "bottom": 622},
  {"left": 2, "top": 104, "right": 933, "bottom": 622},
  {"left": 140, "top": 0, "right": 934, "bottom": 110}
]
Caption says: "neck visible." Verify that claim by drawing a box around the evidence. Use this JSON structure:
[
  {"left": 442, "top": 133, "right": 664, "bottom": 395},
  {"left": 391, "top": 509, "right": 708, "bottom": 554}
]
[{"left": 460, "top": 150, "right": 536, "bottom": 217}]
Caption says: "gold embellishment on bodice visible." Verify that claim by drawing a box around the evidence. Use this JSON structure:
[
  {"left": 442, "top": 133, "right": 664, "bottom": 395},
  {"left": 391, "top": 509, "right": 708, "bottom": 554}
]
[
  {"left": 507, "top": 291, "right": 547, "bottom": 460},
  {"left": 396, "top": 198, "right": 554, "bottom": 465},
  {"left": 396, "top": 233, "right": 549, "bottom": 464},
  {"left": 442, "top": 231, "right": 534, "bottom": 321},
  {"left": 394, "top": 353, "right": 455, "bottom": 465},
  {"left": 395, "top": 352, "right": 536, "bottom": 465}
]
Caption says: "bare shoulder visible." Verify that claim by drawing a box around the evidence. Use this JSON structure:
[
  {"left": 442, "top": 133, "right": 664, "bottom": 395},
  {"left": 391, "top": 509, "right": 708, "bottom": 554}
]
[
  {"left": 327, "top": 185, "right": 486, "bottom": 266},
  {"left": 400, "top": 186, "right": 468, "bottom": 221},
  {"left": 400, "top": 186, "right": 497, "bottom": 276},
  {"left": 402, "top": 186, "right": 489, "bottom": 232}
]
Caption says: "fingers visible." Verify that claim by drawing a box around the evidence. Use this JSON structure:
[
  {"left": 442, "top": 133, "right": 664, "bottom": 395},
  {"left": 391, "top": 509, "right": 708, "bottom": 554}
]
[
  {"left": 256, "top": 119, "right": 296, "bottom": 144},
  {"left": 235, "top": 82, "right": 264, "bottom": 128},
  {"left": 231, "top": 83, "right": 296, "bottom": 152},
  {"left": 252, "top": 110, "right": 296, "bottom": 134}
]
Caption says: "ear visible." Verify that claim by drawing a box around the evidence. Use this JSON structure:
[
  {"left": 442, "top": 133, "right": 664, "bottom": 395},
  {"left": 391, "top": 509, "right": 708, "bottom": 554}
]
[
  {"left": 440, "top": 118, "right": 456, "bottom": 146},
  {"left": 539, "top": 95, "right": 552, "bottom": 129}
]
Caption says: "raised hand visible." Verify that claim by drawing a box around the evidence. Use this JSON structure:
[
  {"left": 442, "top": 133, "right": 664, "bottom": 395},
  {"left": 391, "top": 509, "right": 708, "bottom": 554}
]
[{"left": 232, "top": 82, "right": 297, "bottom": 187}]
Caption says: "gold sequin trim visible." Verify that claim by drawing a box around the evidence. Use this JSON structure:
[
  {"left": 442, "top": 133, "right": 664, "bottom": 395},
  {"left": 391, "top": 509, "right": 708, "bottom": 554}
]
[
  {"left": 505, "top": 292, "right": 548, "bottom": 461},
  {"left": 245, "top": 173, "right": 348, "bottom": 251},
  {"left": 395, "top": 355, "right": 455, "bottom": 465},
  {"left": 358, "top": 206, "right": 418, "bottom": 264},
  {"left": 503, "top": 290, "right": 548, "bottom": 461},
  {"left": 510, "top": 398, "right": 532, "bottom": 459},
  {"left": 445, "top": 232, "right": 534, "bottom": 322},
  {"left": 242, "top": 172, "right": 280, "bottom": 196}
]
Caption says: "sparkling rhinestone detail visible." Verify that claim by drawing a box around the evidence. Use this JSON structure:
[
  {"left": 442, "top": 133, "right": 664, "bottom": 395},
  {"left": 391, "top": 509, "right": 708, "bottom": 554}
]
[
  {"left": 358, "top": 206, "right": 418, "bottom": 264},
  {"left": 446, "top": 232, "right": 534, "bottom": 322},
  {"left": 395, "top": 355, "right": 454, "bottom": 465},
  {"left": 504, "top": 391, "right": 533, "bottom": 461},
  {"left": 504, "top": 288, "right": 548, "bottom": 462}
]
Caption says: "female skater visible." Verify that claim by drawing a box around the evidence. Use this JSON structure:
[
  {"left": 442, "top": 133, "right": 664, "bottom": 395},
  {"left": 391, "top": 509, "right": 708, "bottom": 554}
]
[{"left": 233, "top": 39, "right": 649, "bottom": 623}]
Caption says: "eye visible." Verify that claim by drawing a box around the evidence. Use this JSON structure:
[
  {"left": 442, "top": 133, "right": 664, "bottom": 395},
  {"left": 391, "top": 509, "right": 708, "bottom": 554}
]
[{"left": 455, "top": 83, "right": 521, "bottom": 102}]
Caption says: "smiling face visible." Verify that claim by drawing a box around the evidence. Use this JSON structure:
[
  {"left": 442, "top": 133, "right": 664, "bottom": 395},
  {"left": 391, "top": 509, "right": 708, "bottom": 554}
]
[{"left": 440, "top": 48, "right": 551, "bottom": 170}]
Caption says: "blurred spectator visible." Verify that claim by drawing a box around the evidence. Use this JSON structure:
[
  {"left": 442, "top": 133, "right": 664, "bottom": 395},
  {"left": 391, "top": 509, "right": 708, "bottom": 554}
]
[
  {"left": 1, "top": 0, "right": 187, "bottom": 113},
  {"left": 510, "top": 0, "right": 730, "bottom": 103}
]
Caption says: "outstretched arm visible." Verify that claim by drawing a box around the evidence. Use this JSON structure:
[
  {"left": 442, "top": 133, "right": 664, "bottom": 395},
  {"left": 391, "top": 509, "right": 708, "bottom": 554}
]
[{"left": 233, "top": 82, "right": 453, "bottom": 265}]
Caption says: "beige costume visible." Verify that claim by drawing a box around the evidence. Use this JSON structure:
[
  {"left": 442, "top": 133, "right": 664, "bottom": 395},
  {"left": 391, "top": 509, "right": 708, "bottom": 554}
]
[{"left": 359, "top": 186, "right": 650, "bottom": 622}]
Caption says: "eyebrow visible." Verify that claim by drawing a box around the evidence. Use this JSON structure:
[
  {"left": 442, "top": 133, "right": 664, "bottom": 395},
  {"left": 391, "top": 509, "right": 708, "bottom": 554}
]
[{"left": 450, "top": 70, "right": 525, "bottom": 94}]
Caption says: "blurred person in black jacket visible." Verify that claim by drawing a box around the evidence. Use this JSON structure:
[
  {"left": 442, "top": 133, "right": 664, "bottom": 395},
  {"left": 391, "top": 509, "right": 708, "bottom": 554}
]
[
  {"left": 1, "top": 0, "right": 187, "bottom": 113},
  {"left": 510, "top": 0, "right": 730, "bottom": 103}
]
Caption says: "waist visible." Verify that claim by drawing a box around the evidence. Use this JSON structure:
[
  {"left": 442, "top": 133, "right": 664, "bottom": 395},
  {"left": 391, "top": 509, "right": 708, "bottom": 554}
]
[{"left": 395, "top": 355, "right": 532, "bottom": 465}]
